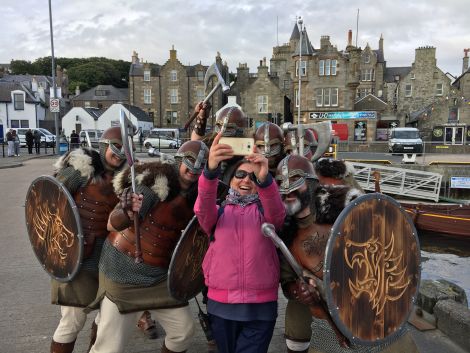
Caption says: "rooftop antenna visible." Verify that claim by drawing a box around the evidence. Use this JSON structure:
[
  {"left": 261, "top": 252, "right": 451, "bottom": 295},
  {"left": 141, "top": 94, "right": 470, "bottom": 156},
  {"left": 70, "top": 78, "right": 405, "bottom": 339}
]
[
  {"left": 276, "top": 16, "right": 279, "bottom": 46},
  {"left": 355, "top": 8, "right": 359, "bottom": 47}
]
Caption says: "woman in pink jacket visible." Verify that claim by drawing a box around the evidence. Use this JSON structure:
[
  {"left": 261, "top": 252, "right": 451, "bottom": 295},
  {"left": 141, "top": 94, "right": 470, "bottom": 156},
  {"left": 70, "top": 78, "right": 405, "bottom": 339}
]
[{"left": 194, "top": 132, "right": 286, "bottom": 353}]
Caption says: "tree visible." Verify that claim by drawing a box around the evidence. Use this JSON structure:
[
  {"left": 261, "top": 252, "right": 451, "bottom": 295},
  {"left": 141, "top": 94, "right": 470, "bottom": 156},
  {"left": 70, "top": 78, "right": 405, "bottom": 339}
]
[{"left": 10, "top": 60, "right": 35, "bottom": 74}]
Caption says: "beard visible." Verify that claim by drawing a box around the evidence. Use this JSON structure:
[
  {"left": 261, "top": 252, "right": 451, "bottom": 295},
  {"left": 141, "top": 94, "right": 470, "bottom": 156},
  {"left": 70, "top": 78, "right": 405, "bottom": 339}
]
[{"left": 283, "top": 189, "right": 312, "bottom": 216}]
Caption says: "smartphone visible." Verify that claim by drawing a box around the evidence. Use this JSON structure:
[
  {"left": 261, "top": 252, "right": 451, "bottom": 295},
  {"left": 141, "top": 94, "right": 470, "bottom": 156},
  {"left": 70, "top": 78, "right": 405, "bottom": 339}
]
[{"left": 219, "top": 137, "right": 254, "bottom": 156}]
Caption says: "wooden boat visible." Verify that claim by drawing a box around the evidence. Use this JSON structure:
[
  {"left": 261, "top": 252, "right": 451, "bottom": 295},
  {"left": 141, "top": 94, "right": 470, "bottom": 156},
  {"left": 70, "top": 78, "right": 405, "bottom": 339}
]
[{"left": 398, "top": 200, "right": 470, "bottom": 238}]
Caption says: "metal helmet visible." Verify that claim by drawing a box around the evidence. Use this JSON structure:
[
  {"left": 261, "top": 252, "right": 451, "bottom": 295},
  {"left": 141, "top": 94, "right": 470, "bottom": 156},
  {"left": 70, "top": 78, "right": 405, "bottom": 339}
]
[
  {"left": 99, "top": 126, "right": 126, "bottom": 160},
  {"left": 175, "top": 140, "right": 209, "bottom": 174},
  {"left": 284, "top": 129, "right": 317, "bottom": 158},
  {"left": 214, "top": 106, "right": 247, "bottom": 137},
  {"left": 275, "top": 154, "right": 317, "bottom": 194},
  {"left": 254, "top": 122, "right": 284, "bottom": 157}
]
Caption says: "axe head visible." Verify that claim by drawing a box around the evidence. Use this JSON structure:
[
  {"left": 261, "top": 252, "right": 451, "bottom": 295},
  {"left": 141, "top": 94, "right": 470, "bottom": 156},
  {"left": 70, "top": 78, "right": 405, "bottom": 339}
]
[
  {"left": 204, "top": 62, "right": 230, "bottom": 93},
  {"left": 119, "top": 109, "right": 136, "bottom": 167},
  {"left": 309, "top": 121, "right": 332, "bottom": 162}
]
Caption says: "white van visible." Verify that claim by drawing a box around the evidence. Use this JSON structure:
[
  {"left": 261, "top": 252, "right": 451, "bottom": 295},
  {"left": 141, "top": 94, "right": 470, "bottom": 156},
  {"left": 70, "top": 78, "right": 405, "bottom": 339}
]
[
  {"left": 79, "top": 129, "right": 103, "bottom": 148},
  {"left": 388, "top": 127, "right": 423, "bottom": 154},
  {"left": 16, "top": 128, "right": 55, "bottom": 147}
]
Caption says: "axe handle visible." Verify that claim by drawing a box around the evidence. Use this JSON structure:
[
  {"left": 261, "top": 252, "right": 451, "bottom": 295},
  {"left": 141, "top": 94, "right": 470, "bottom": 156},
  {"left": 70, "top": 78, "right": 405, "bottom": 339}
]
[
  {"left": 183, "top": 83, "right": 220, "bottom": 130},
  {"left": 133, "top": 215, "right": 143, "bottom": 263}
]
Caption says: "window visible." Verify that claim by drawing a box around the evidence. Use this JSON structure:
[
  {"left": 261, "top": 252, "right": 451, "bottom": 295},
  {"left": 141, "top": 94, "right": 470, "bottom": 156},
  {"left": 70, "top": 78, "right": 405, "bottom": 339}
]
[
  {"left": 170, "top": 70, "right": 177, "bottom": 81},
  {"left": 319, "top": 59, "right": 337, "bottom": 76},
  {"left": 84, "top": 101, "right": 91, "bottom": 108},
  {"left": 410, "top": 73, "right": 415, "bottom": 80},
  {"left": 196, "top": 88, "right": 205, "bottom": 102},
  {"left": 197, "top": 71, "right": 204, "bottom": 81},
  {"left": 95, "top": 89, "right": 107, "bottom": 96},
  {"left": 364, "top": 54, "right": 370, "bottom": 63},
  {"left": 360, "top": 69, "right": 374, "bottom": 81},
  {"left": 144, "top": 70, "right": 151, "bottom": 81},
  {"left": 257, "top": 95, "right": 268, "bottom": 113},
  {"left": 170, "top": 88, "right": 178, "bottom": 104},
  {"left": 144, "top": 88, "right": 152, "bottom": 104},
  {"left": 356, "top": 88, "right": 373, "bottom": 99},
  {"left": 436, "top": 83, "right": 443, "bottom": 96},
  {"left": 316, "top": 88, "right": 338, "bottom": 107},
  {"left": 14, "top": 93, "right": 24, "bottom": 110},
  {"left": 295, "top": 60, "right": 307, "bottom": 77},
  {"left": 405, "top": 84, "right": 412, "bottom": 97},
  {"left": 166, "top": 111, "right": 178, "bottom": 125}
]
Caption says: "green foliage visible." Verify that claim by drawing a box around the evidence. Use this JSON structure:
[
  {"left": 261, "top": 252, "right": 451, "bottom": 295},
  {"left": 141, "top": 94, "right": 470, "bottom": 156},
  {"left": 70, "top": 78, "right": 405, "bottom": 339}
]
[{"left": 9, "top": 56, "right": 130, "bottom": 91}]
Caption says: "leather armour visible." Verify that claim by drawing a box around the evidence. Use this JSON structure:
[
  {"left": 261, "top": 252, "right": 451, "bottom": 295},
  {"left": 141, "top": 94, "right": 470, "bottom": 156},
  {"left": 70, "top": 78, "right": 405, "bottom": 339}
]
[
  {"left": 74, "top": 172, "right": 119, "bottom": 258},
  {"left": 109, "top": 194, "right": 194, "bottom": 267}
]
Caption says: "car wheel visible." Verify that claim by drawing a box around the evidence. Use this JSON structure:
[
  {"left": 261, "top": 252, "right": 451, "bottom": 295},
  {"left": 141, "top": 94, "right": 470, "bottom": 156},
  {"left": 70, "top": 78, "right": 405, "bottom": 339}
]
[
  {"left": 144, "top": 142, "right": 152, "bottom": 148},
  {"left": 169, "top": 143, "right": 176, "bottom": 149}
]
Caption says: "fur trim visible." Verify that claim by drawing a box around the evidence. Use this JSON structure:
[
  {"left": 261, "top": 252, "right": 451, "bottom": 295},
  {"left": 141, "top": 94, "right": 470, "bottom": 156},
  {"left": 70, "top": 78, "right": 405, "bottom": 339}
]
[
  {"left": 344, "top": 161, "right": 356, "bottom": 177},
  {"left": 112, "top": 161, "right": 180, "bottom": 202},
  {"left": 314, "top": 184, "right": 360, "bottom": 224},
  {"left": 53, "top": 148, "right": 96, "bottom": 179},
  {"left": 314, "top": 158, "right": 347, "bottom": 179}
]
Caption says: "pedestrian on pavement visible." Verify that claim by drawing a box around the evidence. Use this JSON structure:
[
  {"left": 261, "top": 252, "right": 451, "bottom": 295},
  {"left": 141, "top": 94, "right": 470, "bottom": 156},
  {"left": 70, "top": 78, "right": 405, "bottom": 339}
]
[
  {"left": 194, "top": 132, "right": 285, "bottom": 353},
  {"left": 6, "top": 129, "right": 14, "bottom": 157},
  {"left": 87, "top": 140, "right": 209, "bottom": 353},
  {"left": 33, "top": 129, "right": 41, "bottom": 154},
  {"left": 12, "top": 129, "right": 20, "bottom": 156},
  {"left": 69, "top": 130, "right": 80, "bottom": 150},
  {"left": 49, "top": 127, "right": 127, "bottom": 353},
  {"left": 26, "top": 129, "right": 34, "bottom": 154}
]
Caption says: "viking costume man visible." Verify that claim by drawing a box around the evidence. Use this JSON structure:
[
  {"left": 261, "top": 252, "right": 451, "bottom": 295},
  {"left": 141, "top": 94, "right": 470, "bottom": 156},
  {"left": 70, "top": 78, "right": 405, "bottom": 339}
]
[
  {"left": 276, "top": 155, "right": 418, "bottom": 353},
  {"left": 87, "top": 140, "right": 209, "bottom": 353},
  {"left": 254, "top": 121, "right": 286, "bottom": 174},
  {"left": 50, "top": 127, "right": 126, "bottom": 353}
]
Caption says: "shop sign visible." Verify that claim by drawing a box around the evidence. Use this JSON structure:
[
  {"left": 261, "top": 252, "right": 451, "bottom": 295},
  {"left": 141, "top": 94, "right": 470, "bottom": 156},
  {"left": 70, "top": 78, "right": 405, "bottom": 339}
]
[
  {"left": 309, "top": 111, "right": 377, "bottom": 120},
  {"left": 450, "top": 176, "right": 470, "bottom": 189}
]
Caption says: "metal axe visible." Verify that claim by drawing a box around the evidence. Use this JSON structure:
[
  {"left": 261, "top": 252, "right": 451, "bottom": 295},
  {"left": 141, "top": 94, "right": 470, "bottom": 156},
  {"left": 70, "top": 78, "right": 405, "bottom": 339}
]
[
  {"left": 282, "top": 121, "right": 332, "bottom": 161},
  {"left": 184, "top": 62, "right": 231, "bottom": 130},
  {"left": 119, "top": 109, "right": 143, "bottom": 263}
]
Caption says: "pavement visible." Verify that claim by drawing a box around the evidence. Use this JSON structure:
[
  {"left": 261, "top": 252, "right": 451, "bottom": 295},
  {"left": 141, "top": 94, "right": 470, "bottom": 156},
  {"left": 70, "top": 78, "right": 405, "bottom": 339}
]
[{"left": 0, "top": 152, "right": 469, "bottom": 352}]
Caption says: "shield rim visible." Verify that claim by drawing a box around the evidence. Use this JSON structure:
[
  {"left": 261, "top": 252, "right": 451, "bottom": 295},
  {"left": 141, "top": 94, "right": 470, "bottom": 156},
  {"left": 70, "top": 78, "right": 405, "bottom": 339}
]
[
  {"left": 167, "top": 215, "right": 206, "bottom": 301},
  {"left": 323, "top": 192, "right": 421, "bottom": 346},
  {"left": 25, "top": 175, "right": 84, "bottom": 282}
]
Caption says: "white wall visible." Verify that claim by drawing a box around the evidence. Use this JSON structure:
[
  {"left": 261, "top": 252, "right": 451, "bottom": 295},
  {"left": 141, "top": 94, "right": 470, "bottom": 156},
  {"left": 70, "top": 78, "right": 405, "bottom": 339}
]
[
  {"left": 99, "top": 104, "right": 153, "bottom": 132},
  {"left": 61, "top": 107, "right": 98, "bottom": 137},
  {"left": 6, "top": 91, "right": 37, "bottom": 131}
]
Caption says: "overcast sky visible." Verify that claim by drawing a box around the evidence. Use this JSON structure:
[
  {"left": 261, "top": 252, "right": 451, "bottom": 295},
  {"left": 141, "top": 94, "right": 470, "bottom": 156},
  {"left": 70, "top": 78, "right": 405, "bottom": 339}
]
[{"left": 1, "top": 0, "right": 469, "bottom": 78}]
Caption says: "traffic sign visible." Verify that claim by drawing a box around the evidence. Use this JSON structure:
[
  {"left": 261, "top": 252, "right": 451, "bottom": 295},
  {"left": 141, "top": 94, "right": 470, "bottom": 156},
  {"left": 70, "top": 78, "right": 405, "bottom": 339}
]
[{"left": 50, "top": 98, "right": 60, "bottom": 113}]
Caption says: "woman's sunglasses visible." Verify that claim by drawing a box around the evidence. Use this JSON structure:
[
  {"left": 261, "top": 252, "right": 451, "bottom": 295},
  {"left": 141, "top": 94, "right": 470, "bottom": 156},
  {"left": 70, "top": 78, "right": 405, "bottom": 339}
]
[{"left": 234, "top": 170, "right": 255, "bottom": 180}]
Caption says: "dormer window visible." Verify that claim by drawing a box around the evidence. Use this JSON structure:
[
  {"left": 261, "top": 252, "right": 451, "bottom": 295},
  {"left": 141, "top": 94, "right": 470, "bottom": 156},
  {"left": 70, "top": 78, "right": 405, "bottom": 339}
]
[
  {"left": 95, "top": 90, "right": 107, "bottom": 96},
  {"left": 170, "top": 70, "right": 177, "bottom": 81},
  {"left": 14, "top": 93, "right": 24, "bottom": 110},
  {"left": 197, "top": 71, "right": 204, "bottom": 81},
  {"left": 144, "top": 70, "right": 151, "bottom": 81}
]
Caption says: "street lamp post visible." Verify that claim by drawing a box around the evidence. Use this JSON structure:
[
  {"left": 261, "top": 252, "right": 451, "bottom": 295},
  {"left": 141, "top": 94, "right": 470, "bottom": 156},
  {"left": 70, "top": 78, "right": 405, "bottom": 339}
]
[
  {"left": 297, "top": 17, "right": 304, "bottom": 156},
  {"left": 48, "top": 0, "right": 60, "bottom": 152}
]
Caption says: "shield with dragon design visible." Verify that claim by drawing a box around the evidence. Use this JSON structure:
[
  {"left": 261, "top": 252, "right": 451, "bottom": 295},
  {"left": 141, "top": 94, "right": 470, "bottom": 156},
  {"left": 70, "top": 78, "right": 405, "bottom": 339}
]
[
  {"left": 324, "top": 193, "right": 420, "bottom": 346},
  {"left": 25, "top": 175, "right": 84, "bottom": 282},
  {"left": 167, "top": 215, "right": 210, "bottom": 301}
]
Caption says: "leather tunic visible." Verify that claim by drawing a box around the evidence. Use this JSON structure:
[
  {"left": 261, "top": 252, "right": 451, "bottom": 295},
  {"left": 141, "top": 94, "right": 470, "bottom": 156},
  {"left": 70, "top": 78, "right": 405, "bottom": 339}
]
[
  {"left": 108, "top": 193, "right": 194, "bottom": 268},
  {"left": 74, "top": 172, "right": 119, "bottom": 258}
]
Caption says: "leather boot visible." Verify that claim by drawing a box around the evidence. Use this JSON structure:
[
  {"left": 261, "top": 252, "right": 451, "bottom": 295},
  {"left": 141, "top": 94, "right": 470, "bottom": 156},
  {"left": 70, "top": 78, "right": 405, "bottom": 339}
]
[
  {"left": 161, "top": 341, "right": 187, "bottom": 353},
  {"left": 86, "top": 321, "right": 98, "bottom": 353},
  {"left": 137, "top": 310, "right": 158, "bottom": 339},
  {"left": 50, "top": 339, "right": 76, "bottom": 353},
  {"left": 287, "top": 349, "right": 308, "bottom": 353}
]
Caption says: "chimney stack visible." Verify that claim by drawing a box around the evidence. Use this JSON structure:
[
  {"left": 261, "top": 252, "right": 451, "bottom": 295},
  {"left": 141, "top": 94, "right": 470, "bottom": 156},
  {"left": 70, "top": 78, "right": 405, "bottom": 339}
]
[
  {"left": 348, "top": 30, "right": 352, "bottom": 46},
  {"left": 463, "top": 48, "right": 470, "bottom": 73}
]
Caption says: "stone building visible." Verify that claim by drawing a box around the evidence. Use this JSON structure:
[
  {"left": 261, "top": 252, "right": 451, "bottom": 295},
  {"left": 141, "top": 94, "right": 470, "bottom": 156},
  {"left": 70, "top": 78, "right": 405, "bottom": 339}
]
[
  {"left": 71, "top": 84, "right": 128, "bottom": 110},
  {"left": 128, "top": 48, "right": 228, "bottom": 129}
]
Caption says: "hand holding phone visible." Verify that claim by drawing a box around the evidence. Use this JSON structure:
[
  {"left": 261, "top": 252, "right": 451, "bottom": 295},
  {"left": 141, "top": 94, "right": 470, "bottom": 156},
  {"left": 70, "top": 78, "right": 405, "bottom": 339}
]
[{"left": 219, "top": 137, "right": 254, "bottom": 156}]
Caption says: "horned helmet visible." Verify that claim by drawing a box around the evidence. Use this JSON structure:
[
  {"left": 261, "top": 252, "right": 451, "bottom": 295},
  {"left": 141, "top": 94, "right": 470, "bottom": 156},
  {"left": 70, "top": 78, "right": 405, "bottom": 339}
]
[
  {"left": 174, "top": 140, "right": 209, "bottom": 175},
  {"left": 284, "top": 129, "right": 317, "bottom": 160},
  {"left": 254, "top": 122, "right": 284, "bottom": 158},
  {"left": 275, "top": 154, "right": 317, "bottom": 194},
  {"left": 99, "top": 126, "right": 126, "bottom": 167},
  {"left": 214, "top": 106, "right": 248, "bottom": 137}
]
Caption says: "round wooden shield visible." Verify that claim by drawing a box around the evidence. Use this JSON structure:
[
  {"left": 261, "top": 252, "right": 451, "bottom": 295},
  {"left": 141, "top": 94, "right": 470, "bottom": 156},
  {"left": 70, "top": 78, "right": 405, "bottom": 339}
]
[
  {"left": 25, "top": 175, "right": 84, "bottom": 282},
  {"left": 167, "top": 215, "right": 210, "bottom": 301},
  {"left": 324, "top": 193, "right": 420, "bottom": 346}
]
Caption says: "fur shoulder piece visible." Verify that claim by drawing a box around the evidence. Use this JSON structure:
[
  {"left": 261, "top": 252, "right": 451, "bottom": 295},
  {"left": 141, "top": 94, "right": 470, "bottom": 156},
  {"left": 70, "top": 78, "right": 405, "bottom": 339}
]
[
  {"left": 314, "top": 158, "right": 347, "bottom": 179},
  {"left": 314, "top": 184, "right": 363, "bottom": 224},
  {"left": 53, "top": 148, "right": 103, "bottom": 180},
  {"left": 113, "top": 161, "right": 180, "bottom": 202}
]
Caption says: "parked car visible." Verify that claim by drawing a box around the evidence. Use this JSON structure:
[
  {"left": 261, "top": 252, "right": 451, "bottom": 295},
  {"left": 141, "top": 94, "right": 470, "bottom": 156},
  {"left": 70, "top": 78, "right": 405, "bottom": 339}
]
[
  {"left": 143, "top": 130, "right": 180, "bottom": 149},
  {"left": 16, "top": 128, "right": 56, "bottom": 147},
  {"left": 79, "top": 129, "right": 103, "bottom": 148}
]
